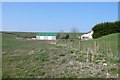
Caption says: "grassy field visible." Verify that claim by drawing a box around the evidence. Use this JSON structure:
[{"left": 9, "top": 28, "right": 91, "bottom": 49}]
[{"left": 2, "top": 32, "right": 119, "bottom": 78}]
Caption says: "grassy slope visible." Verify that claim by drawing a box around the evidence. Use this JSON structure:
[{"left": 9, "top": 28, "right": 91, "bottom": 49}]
[
  {"left": 2, "top": 32, "right": 119, "bottom": 78},
  {"left": 2, "top": 32, "right": 65, "bottom": 78},
  {"left": 79, "top": 33, "right": 118, "bottom": 63}
]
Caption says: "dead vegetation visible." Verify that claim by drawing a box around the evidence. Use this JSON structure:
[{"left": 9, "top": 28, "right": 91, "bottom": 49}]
[{"left": 2, "top": 33, "right": 119, "bottom": 78}]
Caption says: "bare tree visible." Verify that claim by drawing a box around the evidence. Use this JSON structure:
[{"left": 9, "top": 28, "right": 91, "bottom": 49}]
[
  {"left": 71, "top": 27, "right": 79, "bottom": 40},
  {"left": 71, "top": 27, "right": 79, "bottom": 33},
  {"left": 71, "top": 26, "right": 81, "bottom": 51}
]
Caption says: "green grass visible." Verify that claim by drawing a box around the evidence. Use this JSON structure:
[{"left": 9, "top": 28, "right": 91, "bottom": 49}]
[
  {"left": 2, "top": 32, "right": 119, "bottom": 78},
  {"left": 81, "top": 33, "right": 118, "bottom": 63}
]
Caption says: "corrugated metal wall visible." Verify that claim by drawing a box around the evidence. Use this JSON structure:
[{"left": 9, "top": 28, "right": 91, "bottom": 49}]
[{"left": 36, "top": 36, "right": 56, "bottom": 40}]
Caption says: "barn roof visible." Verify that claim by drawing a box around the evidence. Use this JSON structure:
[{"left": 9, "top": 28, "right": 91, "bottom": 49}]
[{"left": 36, "top": 32, "right": 58, "bottom": 36}]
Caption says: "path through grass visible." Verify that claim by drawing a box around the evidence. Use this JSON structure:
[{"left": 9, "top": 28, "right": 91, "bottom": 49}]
[{"left": 2, "top": 32, "right": 119, "bottom": 78}]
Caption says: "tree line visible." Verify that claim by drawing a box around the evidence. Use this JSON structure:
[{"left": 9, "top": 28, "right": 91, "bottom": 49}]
[{"left": 92, "top": 21, "right": 120, "bottom": 39}]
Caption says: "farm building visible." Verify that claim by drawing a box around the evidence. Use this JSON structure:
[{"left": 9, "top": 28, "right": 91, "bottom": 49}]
[
  {"left": 81, "top": 30, "right": 93, "bottom": 40},
  {"left": 36, "top": 32, "right": 59, "bottom": 40}
]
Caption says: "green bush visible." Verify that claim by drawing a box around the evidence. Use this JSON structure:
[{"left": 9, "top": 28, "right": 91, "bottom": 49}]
[
  {"left": 92, "top": 21, "right": 120, "bottom": 38},
  {"left": 58, "top": 33, "right": 70, "bottom": 39}
]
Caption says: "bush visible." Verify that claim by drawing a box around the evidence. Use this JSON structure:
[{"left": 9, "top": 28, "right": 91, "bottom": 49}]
[
  {"left": 57, "top": 33, "right": 70, "bottom": 39},
  {"left": 92, "top": 21, "right": 120, "bottom": 39}
]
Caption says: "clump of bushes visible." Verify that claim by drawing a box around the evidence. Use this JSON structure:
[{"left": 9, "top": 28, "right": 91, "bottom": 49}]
[
  {"left": 92, "top": 21, "right": 120, "bottom": 39},
  {"left": 57, "top": 33, "right": 69, "bottom": 39},
  {"left": 59, "top": 53, "right": 65, "bottom": 56}
]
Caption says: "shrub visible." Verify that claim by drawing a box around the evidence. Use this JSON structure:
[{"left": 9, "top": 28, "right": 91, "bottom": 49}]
[
  {"left": 92, "top": 21, "right": 120, "bottom": 39},
  {"left": 58, "top": 33, "right": 70, "bottom": 39},
  {"left": 59, "top": 53, "right": 65, "bottom": 56}
]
